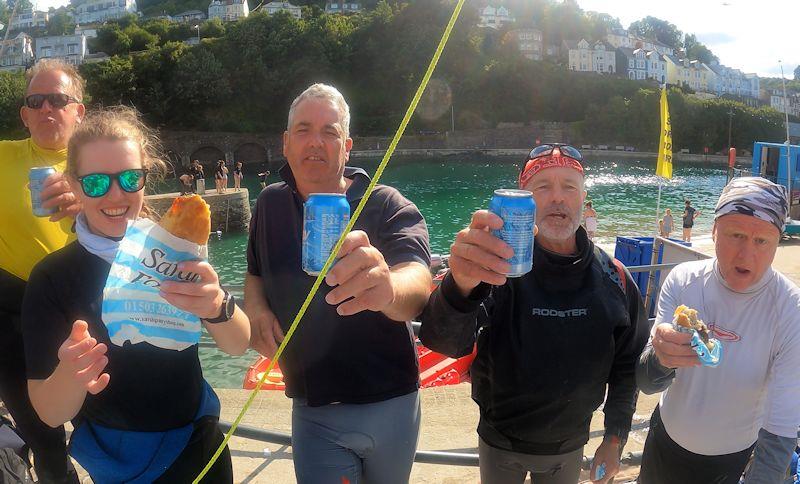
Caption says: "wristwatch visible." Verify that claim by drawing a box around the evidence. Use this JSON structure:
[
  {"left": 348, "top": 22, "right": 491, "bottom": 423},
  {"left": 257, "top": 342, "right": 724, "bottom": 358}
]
[{"left": 203, "top": 288, "right": 236, "bottom": 324}]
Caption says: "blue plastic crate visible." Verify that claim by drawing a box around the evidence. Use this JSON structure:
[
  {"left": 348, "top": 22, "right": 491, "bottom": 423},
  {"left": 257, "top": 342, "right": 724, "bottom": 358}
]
[{"left": 614, "top": 236, "right": 690, "bottom": 316}]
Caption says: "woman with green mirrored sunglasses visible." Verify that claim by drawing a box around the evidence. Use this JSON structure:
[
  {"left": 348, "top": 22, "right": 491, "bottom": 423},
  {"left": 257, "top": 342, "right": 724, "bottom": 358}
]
[
  {"left": 24, "top": 106, "right": 244, "bottom": 484},
  {"left": 76, "top": 169, "right": 148, "bottom": 198}
]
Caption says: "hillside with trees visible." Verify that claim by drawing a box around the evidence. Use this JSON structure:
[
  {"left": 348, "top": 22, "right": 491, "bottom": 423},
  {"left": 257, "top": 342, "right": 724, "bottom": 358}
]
[{"left": 0, "top": 0, "right": 788, "bottom": 152}]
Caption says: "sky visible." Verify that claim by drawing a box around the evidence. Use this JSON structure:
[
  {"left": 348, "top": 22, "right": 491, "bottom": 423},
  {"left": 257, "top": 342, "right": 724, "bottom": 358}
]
[
  {"left": 577, "top": 0, "right": 798, "bottom": 79},
  {"left": 28, "top": 0, "right": 799, "bottom": 79}
]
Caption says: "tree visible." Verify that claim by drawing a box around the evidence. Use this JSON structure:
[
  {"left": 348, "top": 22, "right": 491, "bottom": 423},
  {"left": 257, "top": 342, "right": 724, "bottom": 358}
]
[
  {"left": 540, "top": 0, "right": 591, "bottom": 46},
  {"left": 124, "top": 25, "right": 159, "bottom": 51},
  {"left": 795, "top": 65, "right": 800, "bottom": 81},
  {"left": 0, "top": 2, "right": 9, "bottom": 27},
  {"left": 585, "top": 11, "right": 621, "bottom": 40},
  {"left": 90, "top": 24, "right": 133, "bottom": 56},
  {"left": 7, "top": 0, "right": 32, "bottom": 13},
  {"left": 684, "top": 34, "right": 718, "bottom": 65},
  {"left": 628, "top": 16, "right": 682, "bottom": 49},
  {"left": 168, "top": 47, "right": 231, "bottom": 125},
  {"left": 200, "top": 18, "right": 226, "bottom": 38},
  {"left": 129, "top": 42, "right": 187, "bottom": 125},
  {"left": 79, "top": 56, "right": 136, "bottom": 105},
  {"left": 0, "top": 70, "right": 26, "bottom": 136},
  {"left": 45, "top": 10, "right": 75, "bottom": 36},
  {"left": 0, "top": 0, "right": 32, "bottom": 27}
]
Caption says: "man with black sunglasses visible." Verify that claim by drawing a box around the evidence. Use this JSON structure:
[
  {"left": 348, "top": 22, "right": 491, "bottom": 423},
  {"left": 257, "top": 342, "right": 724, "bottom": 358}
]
[
  {"left": 0, "top": 58, "right": 85, "bottom": 484},
  {"left": 420, "top": 144, "right": 649, "bottom": 484}
]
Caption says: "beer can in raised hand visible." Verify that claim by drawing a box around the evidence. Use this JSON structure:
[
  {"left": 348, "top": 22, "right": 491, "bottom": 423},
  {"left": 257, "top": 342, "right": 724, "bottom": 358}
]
[
  {"left": 29, "top": 167, "right": 57, "bottom": 217},
  {"left": 489, "top": 189, "right": 536, "bottom": 277},
  {"left": 302, "top": 193, "right": 350, "bottom": 276}
]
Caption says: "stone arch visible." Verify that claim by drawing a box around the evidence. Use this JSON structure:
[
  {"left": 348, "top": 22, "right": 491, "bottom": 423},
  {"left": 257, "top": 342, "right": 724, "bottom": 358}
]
[
  {"left": 190, "top": 146, "right": 226, "bottom": 165},
  {"left": 234, "top": 142, "right": 268, "bottom": 165},
  {"left": 164, "top": 150, "right": 183, "bottom": 175}
]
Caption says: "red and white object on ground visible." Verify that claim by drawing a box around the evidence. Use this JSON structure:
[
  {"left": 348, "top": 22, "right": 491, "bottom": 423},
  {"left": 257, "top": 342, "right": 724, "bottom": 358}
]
[{"left": 243, "top": 342, "right": 477, "bottom": 391}]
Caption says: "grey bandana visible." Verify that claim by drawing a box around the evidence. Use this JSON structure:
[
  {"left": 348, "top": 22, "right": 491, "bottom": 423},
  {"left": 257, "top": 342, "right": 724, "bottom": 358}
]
[{"left": 714, "top": 177, "right": 789, "bottom": 232}]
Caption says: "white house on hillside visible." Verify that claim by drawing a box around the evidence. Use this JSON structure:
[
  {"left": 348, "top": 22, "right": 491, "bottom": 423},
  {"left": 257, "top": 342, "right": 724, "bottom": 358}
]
[
  {"left": 174, "top": 10, "right": 207, "bottom": 22},
  {"left": 708, "top": 62, "right": 760, "bottom": 99},
  {"left": 509, "top": 28, "right": 543, "bottom": 60},
  {"left": 0, "top": 33, "right": 34, "bottom": 71},
  {"left": 74, "top": 0, "right": 138, "bottom": 25},
  {"left": 324, "top": 2, "right": 360, "bottom": 14},
  {"left": 606, "top": 28, "right": 631, "bottom": 49},
  {"left": 10, "top": 8, "right": 48, "bottom": 31},
  {"left": 646, "top": 51, "right": 667, "bottom": 84},
  {"left": 478, "top": 5, "right": 514, "bottom": 29},
  {"left": 264, "top": 1, "right": 301, "bottom": 19},
  {"left": 74, "top": 25, "right": 98, "bottom": 39},
  {"left": 664, "top": 55, "right": 714, "bottom": 92},
  {"left": 605, "top": 28, "right": 675, "bottom": 57},
  {"left": 770, "top": 90, "right": 800, "bottom": 118},
  {"left": 35, "top": 34, "right": 88, "bottom": 66},
  {"left": 566, "top": 39, "right": 616, "bottom": 74},
  {"left": 209, "top": 0, "right": 249, "bottom": 22}
]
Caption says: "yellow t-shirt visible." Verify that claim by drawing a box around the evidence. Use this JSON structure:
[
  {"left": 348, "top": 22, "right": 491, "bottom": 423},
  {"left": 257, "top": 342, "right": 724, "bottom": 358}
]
[{"left": 0, "top": 138, "right": 75, "bottom": 281}]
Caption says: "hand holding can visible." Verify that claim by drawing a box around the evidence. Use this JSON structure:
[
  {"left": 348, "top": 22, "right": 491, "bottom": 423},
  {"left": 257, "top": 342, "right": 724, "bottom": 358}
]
[
  {"left": 302, "top": 193, "right": 350, "bottom": 276},
  {"left": 488, "top": 189, "right": 536, "bottom": 277},
  {"left": 29, "top": 167, "right": 57, "bottom": 217}
]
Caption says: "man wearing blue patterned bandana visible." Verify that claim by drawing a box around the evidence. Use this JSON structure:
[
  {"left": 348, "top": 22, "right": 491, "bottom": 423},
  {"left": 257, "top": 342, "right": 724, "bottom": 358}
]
[{"left": 637, "top": 177, "right": 800, "bottom": 484}]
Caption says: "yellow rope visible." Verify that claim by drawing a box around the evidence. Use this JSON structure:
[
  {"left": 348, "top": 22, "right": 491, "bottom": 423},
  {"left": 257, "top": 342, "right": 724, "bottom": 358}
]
[{"left": 193, "top": 1, "right": 466, "bottom": 480}]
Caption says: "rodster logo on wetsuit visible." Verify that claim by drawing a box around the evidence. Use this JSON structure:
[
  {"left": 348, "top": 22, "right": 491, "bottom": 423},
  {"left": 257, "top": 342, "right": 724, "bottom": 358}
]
[{"left": 531, "top": 308, "right": 589, "bottom": 317}]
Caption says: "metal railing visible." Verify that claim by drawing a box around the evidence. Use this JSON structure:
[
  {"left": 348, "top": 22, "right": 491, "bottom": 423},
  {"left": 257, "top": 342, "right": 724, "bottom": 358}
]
[{"left": 217, "top": 421, "right": 644, "bottom": 469}]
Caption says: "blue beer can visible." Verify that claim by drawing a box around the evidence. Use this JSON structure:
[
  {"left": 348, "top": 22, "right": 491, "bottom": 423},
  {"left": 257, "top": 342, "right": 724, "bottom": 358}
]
[
  {"left": 29, "top": 167, "right": 57, "bottom": 217},
  {"left": 302, "top": 193, "right": 350, "bottom": 276},
  {"left": 489, "top": 189, "right": 536, "bottom": 277}
]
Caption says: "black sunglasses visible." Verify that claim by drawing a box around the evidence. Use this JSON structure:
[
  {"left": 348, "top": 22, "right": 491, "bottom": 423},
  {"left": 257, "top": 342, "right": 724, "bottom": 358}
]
[
  {"left": 77, "top": 169, "right": 148, "bottom": 198},
  {"left": 25, "top": 93, "right": 80, "bottom": 110},
  {"left": 527, "top": 143, "right": 583, "bottom": 162}
]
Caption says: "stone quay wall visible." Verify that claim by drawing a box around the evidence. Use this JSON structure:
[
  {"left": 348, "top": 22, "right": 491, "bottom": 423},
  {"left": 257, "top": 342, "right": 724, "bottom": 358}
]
[{"left": 145, "top": 189, "right": 252, "bottom": 233}]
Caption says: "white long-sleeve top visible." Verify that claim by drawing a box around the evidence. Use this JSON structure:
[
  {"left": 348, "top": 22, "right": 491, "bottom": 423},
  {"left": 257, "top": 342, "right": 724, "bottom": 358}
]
[{"left": 654, "top": 258, "right": 800, "bottom": 455}]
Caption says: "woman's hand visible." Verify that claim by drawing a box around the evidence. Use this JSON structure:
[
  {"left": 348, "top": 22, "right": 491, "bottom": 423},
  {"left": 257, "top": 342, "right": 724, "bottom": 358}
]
[
  {"left": 160, "top": 261, "right": 225, "bottom": 320},
  {"left": 57, "top": 320, "right": 110, "bottom": 395},
  {"left": 161, "top": 261, "right": 252, "bottom": 355}
]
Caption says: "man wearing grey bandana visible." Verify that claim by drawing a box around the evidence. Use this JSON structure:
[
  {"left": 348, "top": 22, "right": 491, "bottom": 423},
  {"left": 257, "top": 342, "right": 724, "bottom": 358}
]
[{"left": 636, "top": 177, "right": 799, "bottom": 483}]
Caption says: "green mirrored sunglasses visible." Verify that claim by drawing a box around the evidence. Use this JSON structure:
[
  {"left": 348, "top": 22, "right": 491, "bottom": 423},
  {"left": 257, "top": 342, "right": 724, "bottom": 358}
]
[{"left": 77, "top": 169, "right": 147, "bottom": 198}]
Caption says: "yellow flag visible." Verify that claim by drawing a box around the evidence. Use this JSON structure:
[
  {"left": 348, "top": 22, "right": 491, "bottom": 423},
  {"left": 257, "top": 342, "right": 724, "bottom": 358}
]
[{"left": 656, "top": 87, "right": 673, "bottom": 179}]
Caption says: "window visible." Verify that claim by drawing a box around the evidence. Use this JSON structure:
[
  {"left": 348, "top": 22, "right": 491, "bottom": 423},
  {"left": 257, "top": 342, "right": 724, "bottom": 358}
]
[{"left": 68, "top": 44, "right": 77, "bottom": 54}]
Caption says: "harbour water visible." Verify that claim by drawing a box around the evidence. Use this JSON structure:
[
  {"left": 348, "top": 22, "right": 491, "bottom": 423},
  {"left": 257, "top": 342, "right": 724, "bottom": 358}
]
[{"left": 188, "top": 156, "right": 728, "bottom": 388}]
